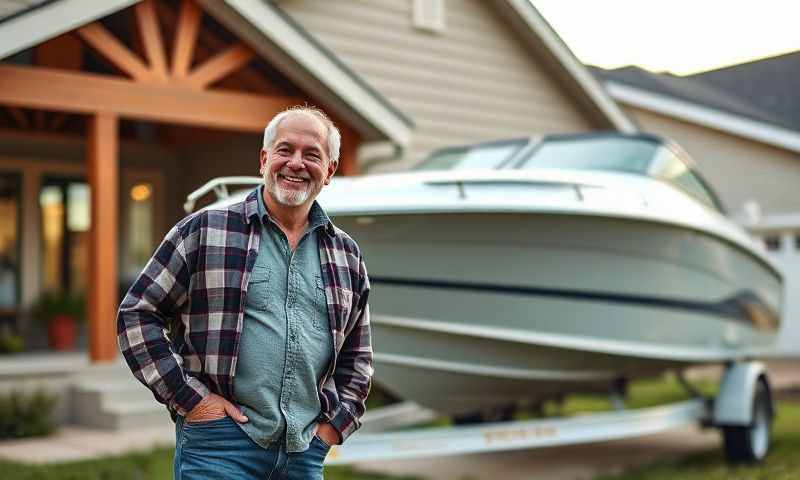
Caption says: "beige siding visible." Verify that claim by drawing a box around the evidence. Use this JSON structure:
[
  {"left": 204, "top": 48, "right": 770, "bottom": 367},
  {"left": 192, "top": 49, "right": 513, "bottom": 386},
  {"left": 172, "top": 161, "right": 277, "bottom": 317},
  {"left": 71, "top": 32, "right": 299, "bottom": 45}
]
[
  {"left": 627, "top": 106, "right": 800, "bottom": 216},
  {"left": 279, "top": 0, "right": 595, "bottom": 171}
]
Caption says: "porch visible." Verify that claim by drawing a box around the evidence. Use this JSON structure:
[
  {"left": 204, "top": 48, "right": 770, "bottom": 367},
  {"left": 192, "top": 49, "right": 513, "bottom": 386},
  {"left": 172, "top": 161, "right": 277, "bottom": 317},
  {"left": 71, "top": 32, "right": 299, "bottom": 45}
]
[{"left": 0, "top": 0, "right": 408, "bottom": 364}]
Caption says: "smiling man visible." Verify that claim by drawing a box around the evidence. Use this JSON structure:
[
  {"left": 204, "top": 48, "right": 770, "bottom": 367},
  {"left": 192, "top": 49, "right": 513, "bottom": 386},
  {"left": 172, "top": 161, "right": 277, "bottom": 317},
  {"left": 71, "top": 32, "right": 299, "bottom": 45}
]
[{"left": 117, "top": 106, "right": 372, "bottom": 480}]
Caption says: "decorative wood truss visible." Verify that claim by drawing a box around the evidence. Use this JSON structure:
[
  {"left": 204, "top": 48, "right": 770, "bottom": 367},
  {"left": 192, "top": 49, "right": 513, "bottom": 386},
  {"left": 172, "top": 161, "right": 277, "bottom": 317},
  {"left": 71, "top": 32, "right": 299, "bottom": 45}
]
[{"left": 0, "top": 0, "right": 303, "bottom": 132}]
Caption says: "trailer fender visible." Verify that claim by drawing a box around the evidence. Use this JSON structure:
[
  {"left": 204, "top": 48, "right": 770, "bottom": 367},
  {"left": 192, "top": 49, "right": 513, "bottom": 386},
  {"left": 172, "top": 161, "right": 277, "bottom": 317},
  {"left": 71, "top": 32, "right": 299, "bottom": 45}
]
[{"left": 713, "top": 361, "right": 772, "bottom": 426}]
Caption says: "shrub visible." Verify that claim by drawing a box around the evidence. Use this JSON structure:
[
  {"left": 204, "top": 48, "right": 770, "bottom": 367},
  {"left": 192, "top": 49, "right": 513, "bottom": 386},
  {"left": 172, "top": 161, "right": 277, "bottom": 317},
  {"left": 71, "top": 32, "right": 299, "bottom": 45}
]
[
  {"left": 0, "top": 334, "right": 25, "bottom": 353},
  {"left": 0, "top": 389, "right": 57, "bottom": 439}
]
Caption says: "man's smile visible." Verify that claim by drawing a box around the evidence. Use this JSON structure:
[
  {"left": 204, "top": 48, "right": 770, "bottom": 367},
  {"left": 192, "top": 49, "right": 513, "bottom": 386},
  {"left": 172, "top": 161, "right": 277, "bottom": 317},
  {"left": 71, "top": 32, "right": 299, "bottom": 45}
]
[{"left": 278, "top": 173, "right": 310, "bottom": 185}]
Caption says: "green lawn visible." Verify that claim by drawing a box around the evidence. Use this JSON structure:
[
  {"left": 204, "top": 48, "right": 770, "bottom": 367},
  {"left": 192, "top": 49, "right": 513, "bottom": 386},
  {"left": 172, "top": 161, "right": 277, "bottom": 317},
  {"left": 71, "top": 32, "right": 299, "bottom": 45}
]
[
  {"left": 596, "top": 400, "right": 800, "bottom": 480},
  {"left": 0, "top": 451, "right": 421, "bottom": 480},
  {"left": 531, "top": 373, "right": 718, "bottom": 418}
]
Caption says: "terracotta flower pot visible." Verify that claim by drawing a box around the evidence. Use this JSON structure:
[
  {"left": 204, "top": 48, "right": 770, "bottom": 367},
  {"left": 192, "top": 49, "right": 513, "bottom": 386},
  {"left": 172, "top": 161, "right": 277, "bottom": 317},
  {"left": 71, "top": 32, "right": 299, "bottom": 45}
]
[{"left": 48, "top": 314, "right": 77, "bottom": 351}]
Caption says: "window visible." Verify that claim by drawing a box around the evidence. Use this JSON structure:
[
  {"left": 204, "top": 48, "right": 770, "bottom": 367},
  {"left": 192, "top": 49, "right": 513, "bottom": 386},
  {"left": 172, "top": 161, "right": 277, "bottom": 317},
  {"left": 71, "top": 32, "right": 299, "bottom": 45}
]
[
  {"left": 125, "top": 182, "right": 155, "bottom": 281},
  {"left": 0, "top": 173, "right": 21, "bottom": 317},
  {"left": 39, "top": 178, "right": 90, "bottom": 294},
  {"left": 764, "top": 236, "right": 781, "bottom": 252}
]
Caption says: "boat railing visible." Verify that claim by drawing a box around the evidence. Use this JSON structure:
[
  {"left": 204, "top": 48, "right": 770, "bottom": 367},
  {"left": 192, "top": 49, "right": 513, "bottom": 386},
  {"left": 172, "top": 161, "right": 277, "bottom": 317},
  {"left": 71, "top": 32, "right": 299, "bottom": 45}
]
[
  {"left": 424, "top": 172, "right": 601, "bottom": 201},
  {"left": 184, "top": 176, "right": 262, "bottom": 213}
]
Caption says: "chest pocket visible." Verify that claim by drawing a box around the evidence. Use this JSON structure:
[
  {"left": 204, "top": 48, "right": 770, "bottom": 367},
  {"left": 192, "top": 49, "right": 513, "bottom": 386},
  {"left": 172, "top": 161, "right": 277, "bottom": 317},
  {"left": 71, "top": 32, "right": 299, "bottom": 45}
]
[
  {"left": 245, "top": 266, "right": 271, "bottom": 310},
  {"left": 313, "top": 274, "right": 329, "bottom": 332}
]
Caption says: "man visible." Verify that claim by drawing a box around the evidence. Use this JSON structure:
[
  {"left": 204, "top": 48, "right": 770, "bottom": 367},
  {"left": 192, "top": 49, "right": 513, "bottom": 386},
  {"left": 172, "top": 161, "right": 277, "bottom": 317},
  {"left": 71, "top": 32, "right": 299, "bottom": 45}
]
[{"left": 117, "top": 106, "right": 372, "bottom": 479}]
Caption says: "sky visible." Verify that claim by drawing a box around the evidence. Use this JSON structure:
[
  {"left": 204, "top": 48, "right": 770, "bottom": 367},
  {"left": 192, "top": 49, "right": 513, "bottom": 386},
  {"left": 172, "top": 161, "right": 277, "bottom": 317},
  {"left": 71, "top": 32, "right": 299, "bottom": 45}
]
[{"left": 531, "top": 0, "right": 800, "bottom": 75}]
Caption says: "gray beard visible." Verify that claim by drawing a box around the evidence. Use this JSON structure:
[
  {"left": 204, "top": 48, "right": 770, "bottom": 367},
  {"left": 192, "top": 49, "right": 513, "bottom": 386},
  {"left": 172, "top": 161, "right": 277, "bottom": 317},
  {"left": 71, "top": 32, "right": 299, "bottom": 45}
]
[{"left": 265, "top": 172, "right": 310, "bottom": 207}]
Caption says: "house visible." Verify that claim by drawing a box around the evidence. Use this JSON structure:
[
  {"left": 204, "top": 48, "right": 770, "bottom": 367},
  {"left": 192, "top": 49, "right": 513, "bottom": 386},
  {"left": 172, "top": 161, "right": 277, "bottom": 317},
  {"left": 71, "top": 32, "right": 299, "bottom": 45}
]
[
  {"left": 0, "top": 0, "right": 629, "bottom": 369},
  {"left": 592, "top": 52, "right": 800, "bottom": 354}
]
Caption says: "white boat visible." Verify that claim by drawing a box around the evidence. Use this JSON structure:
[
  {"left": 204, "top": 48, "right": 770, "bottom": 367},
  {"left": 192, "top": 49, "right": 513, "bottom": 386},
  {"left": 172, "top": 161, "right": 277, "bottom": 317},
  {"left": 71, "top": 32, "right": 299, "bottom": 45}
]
[{"left": 188, "top": 133, "right": 783, "bottom": 418}]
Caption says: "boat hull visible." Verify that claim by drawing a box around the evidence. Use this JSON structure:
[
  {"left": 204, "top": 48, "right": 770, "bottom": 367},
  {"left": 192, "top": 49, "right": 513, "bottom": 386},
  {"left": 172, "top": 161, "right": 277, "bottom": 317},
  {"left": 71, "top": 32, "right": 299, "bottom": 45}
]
[{"left": 332, "top": 211, "right": 781, "bottom": 415}]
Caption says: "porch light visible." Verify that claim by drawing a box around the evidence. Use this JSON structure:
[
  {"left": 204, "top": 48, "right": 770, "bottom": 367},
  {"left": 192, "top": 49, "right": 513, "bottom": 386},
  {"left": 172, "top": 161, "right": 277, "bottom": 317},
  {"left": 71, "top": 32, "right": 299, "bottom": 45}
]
[{"left": 130, "top": 183, "right": 152, "bottom": 202}]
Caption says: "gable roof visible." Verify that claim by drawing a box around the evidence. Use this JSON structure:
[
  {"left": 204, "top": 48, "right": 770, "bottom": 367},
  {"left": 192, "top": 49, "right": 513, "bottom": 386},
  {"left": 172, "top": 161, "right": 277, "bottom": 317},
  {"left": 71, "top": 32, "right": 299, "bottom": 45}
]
[
  {"left": 0, "top": 0, "right": 413, "bottom": 147},
  {"left": 593, "top": 65, "right": 786, "bottom": 128},
  {"left": 495, "top": 0, "right": 637, "bottom": 133},
  {"left": 592, "top": 57, "right": 800, "bottom": 153},
  {"left": 690, "top": 51, "right": 800, "bottom": 131}
]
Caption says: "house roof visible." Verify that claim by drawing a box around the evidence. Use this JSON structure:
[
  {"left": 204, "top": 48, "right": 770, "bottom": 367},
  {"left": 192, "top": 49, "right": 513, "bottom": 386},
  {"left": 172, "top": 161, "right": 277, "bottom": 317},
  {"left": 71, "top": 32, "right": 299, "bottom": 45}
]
[
  {"left": 592, "top": 65, "right": 788, "bottom": 129},
  {"left": 0, "top": 0, "right": 51, "bottom": 23},
  {"left": 690, "top": 51, "right": 800, "bottom": 131},
  {"left": 591, "top": 54, "right": 800, "bottom": 153},
  {"left": 0, "top": 0, "right": 413, "bottom": 147}
]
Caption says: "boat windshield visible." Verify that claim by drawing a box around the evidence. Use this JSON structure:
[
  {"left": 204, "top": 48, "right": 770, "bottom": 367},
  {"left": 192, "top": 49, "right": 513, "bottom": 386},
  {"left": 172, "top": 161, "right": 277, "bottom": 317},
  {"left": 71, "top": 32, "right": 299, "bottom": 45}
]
[
  {"left": 514, "top": 136, "right": 657, "bottom": 174},
  {"left": 515, "top": 136, "right": 723, "bottom": 212},
  {"left": 414, "top": 139, "right": 527, "bottom": 171}
]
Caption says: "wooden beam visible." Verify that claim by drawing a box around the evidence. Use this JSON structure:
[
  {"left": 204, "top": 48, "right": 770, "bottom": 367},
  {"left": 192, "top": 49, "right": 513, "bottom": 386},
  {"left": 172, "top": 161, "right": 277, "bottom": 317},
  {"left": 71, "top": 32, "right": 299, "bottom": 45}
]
[
  {"left": 158, "top": 1, "right": 281, "bottom": 94},
  {"left": 185, "top": 43, "right": 255, "bottom": 89},
  {"left": 0, "top": 64, "right": 302, "bottom": 132},
  {"left": 87, "top": 112, "right": 119, "bottom": 363},
  {"left": 35, "top": 33, "right": 83, "bottom": 70},
  {"left": 6, "top": 107, "right": 29, "bottom": 129},
  {"left": 76, "top": 22, "right": 152, "bottom": 81},
  {"left": 338, "top": 124, "right": 361, "bottom": 176},
  {"left": 171, "top": 0, "right": 202, "bottom": 78},
  {"left": 134, "top": 0, "right": 168, "bottom": 80}
]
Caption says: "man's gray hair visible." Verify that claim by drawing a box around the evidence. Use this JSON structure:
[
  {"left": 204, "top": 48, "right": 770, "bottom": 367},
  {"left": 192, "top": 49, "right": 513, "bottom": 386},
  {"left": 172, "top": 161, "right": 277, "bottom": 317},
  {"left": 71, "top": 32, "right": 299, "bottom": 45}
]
[{"left": 262, "top": 106, "right": 341, "bottom": 165}]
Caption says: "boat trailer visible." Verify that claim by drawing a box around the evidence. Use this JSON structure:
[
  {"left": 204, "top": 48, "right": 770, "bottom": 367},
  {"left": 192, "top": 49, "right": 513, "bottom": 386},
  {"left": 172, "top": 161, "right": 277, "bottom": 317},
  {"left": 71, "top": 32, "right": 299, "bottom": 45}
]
[{"left": 327, "top": 361, "right": 774, "bottom": 465}]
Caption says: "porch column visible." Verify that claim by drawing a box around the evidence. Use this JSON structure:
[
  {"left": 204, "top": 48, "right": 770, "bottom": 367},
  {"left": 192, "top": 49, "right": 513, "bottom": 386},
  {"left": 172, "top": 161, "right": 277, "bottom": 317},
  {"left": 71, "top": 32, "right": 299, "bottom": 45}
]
[
  {"left": 338, "top": 125, "right": 361, "bottom": 176},
  {"left": 87, "top": 112, "right": 119, "bottom": 363}
]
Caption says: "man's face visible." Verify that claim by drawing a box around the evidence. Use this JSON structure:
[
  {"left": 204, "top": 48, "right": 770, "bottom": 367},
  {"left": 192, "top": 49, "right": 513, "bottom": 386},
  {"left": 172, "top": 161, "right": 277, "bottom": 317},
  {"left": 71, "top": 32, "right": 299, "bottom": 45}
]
[{"left": 260, "top": 113, "right": 337, "bottom": 208}]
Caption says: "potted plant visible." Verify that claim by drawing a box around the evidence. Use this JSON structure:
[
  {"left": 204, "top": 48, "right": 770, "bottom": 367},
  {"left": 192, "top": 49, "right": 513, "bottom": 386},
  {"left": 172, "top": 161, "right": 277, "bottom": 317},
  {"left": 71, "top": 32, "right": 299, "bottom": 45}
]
[{"left": 31, "top": 291, "right": 85, "bottom": 351}]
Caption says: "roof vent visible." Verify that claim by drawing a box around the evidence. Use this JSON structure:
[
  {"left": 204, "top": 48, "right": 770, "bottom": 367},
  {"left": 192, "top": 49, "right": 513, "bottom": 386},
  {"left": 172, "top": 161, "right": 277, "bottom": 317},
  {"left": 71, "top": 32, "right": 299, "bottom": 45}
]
[{"left": 413, "top": 0, "right": 445, "bottom": 33}]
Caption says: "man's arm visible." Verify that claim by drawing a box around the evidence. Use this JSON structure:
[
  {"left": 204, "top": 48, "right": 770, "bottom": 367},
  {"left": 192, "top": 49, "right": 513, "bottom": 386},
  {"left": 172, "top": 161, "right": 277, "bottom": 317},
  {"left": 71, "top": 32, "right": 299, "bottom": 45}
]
[
  {"left": 116, "top": 223, "right": 209, "bottom": 416},
  {"left": 327, "top": 254, "right": 373, "bottom": 443}
]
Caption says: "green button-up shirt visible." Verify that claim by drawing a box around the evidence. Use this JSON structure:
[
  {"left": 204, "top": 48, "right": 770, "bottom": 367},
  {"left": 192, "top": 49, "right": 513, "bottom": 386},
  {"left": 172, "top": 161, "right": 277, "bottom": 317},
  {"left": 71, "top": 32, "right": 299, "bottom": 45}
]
[{"left": 234, "top": 188, "right": 333, "bottom": 452}]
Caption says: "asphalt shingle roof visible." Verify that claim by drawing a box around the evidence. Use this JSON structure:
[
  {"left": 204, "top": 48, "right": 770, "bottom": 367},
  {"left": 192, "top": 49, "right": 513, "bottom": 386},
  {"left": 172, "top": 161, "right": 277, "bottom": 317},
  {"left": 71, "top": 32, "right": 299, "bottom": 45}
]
[
  {"left": 689, "top": 51, "right": 800, "bottom": 131},
  {"left": 591, "top": 51, "right": 800, "bottom": 132}
]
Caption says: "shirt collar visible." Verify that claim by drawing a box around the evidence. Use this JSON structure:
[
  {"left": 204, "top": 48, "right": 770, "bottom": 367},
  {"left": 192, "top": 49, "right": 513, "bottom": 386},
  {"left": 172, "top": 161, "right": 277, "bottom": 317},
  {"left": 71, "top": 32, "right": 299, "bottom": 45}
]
[{"left": 247, "top": 186, "right": 334, "bottom": 235}]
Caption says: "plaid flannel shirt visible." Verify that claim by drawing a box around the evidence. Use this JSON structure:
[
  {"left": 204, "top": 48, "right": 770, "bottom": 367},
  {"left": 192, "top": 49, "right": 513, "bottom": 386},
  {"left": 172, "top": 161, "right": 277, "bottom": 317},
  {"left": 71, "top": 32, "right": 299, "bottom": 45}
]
[{"left": 117, "top": 188, "right": 372, "bottom": 442}]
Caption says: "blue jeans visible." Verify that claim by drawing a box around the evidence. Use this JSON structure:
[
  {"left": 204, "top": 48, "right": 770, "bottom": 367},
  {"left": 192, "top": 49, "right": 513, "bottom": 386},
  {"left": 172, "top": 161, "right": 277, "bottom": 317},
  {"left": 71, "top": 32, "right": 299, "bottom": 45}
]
[{"left": 174, "top": 416, "right": 331, "bottom": 480}]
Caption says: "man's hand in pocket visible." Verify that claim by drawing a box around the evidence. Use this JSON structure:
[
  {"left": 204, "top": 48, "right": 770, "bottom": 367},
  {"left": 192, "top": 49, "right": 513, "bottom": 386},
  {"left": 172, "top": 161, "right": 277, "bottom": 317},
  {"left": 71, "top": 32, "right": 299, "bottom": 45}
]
[{"left": 185, "top": 393, "right": 248, "bottom": 423}]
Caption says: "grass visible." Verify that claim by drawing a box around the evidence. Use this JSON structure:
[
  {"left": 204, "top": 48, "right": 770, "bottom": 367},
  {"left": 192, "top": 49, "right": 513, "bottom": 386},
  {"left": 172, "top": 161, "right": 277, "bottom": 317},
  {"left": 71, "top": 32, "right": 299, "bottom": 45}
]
[
  {"left": 509, "top": 372, "right": 718, "bottom": 420},
  {"left": 596, "top": 400, "right": 800, "bottom": 480},
  {"left": 0, "top": 450, "right": 422, "bottom": 480}
]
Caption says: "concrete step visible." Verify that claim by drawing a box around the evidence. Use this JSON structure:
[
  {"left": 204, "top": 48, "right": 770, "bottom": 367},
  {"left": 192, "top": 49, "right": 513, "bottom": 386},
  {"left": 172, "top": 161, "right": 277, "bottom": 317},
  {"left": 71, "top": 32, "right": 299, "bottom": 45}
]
[
  {"left": 103, "top": 401, "right": 172, "bottom": 431},
  {"left": 73, "top": 380, "right": 156, "bottom": 405},
  {"left": 70, "top": 368, "right": 169, "bottom": 431}
]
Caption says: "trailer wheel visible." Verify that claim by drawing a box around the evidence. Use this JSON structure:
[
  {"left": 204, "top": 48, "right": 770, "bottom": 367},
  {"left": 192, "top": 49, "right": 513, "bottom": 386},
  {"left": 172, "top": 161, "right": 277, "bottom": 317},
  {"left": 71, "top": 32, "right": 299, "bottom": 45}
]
[{"left": 722, "top": 378, "right": 772, "bottom": 464}]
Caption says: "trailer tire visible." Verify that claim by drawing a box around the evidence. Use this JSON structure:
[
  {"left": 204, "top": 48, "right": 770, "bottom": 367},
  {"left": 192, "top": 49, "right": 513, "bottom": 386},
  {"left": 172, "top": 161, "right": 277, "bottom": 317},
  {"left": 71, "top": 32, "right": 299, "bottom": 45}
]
[{"left": 722, "top": 378, "right": 772, "bottom": 464}]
